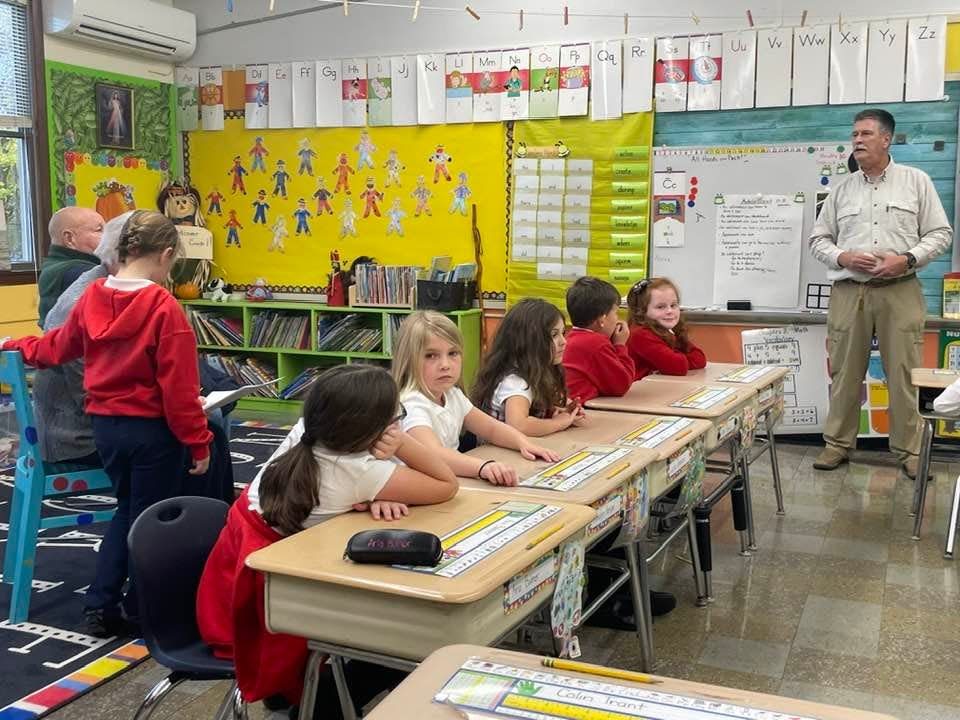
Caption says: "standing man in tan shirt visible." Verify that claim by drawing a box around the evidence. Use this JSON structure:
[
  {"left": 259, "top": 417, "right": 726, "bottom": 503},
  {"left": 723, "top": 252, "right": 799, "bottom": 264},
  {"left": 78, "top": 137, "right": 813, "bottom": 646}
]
[{"left": 810, "top": 109, "right": 952, "bottom": 478}]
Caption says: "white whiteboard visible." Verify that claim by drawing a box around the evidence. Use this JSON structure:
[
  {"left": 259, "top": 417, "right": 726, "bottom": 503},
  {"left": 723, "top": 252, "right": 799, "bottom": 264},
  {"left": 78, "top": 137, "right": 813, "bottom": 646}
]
[{"left": 651, "top": 143, "right": 853, "bottom": 312}]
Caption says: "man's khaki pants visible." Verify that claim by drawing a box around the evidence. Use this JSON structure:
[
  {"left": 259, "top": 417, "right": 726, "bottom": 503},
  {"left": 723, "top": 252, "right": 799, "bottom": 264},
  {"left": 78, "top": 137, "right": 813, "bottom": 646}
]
[{"left": 824, "top": 276, "right": 924, "bottom": 459}]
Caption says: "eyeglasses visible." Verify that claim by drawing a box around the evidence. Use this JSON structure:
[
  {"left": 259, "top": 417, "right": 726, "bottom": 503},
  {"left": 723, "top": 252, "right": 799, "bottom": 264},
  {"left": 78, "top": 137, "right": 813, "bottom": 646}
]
[{"left": 392, "top": 404, "right": 408, "bottom": 425}]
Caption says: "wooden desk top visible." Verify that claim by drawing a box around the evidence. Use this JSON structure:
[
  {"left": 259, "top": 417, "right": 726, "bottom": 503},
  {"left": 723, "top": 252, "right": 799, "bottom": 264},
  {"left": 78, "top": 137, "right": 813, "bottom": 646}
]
[
  {"left": 366, "top": 645, "right": 898, "bottom": 720},
  {"left": 642, "top": 362, "right": 790, "bottom": 391},
  {"left": 585, "top": 380, "right": 755, "bottom": 419},
  {"left": 481, "top": 411, "right": 711, "bottom": 463},
  {"left": 459, "top": 443, "right": 657, "bottom": 505},
  {"left": 911, "top": 367, "right": 960, "bottom": 389},
  {"left": 245, "top": 491, "right": 594, "bottom": 604}
]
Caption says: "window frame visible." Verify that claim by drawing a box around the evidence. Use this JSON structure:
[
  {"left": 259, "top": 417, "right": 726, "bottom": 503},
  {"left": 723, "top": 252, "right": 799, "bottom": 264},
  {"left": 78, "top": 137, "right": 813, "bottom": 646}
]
[{"left": 0, "top": 0, "right": 51, "bottom": 286}]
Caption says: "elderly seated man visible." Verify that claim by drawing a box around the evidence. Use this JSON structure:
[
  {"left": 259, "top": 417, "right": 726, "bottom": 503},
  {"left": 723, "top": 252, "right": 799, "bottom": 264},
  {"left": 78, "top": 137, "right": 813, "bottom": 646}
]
[{"left": 38, "top": 207, "right": 105, "bottom": 327}]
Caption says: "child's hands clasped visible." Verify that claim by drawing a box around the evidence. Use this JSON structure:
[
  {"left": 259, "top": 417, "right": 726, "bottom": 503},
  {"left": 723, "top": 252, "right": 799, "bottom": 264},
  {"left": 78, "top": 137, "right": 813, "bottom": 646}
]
[
  {"left": 479, "top": 461, "right": 519, "bottom": 486},
  {"left": 372, "top": 424, "right": 404, "bottom": 460},
  {"left": 353, "top": 500, "right": 410, "bottom": 520}
]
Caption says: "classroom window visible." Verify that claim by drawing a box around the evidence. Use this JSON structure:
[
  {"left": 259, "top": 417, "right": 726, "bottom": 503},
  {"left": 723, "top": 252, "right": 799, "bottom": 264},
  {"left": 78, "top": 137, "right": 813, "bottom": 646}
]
[{"left": 0, "top": 0, "right": 43, "bottom": 276}]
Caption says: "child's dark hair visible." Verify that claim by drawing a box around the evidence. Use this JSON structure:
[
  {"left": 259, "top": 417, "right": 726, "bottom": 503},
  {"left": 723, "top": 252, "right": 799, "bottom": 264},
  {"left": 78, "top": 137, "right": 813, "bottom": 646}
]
[
  {"left": 117, "top": 210, "right": 181, "bottom": 264},
  {"left": 471, "top": 298, "right": 568, "bottom": 418},
  {"left": 259, "top": 365, "right": 398, "bottom": 535},
  {"left": 627, "top": 277, "right": 692, "bottom": 351},
  {"left": 566, "top": 276, "right": 621, "bottom": 328}
]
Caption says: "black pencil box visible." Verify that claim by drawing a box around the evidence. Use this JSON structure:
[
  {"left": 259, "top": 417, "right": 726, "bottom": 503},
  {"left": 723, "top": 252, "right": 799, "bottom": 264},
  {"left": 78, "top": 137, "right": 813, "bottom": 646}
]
[{"left": 343, "top": 529, "right": 443, "bottom": 566}]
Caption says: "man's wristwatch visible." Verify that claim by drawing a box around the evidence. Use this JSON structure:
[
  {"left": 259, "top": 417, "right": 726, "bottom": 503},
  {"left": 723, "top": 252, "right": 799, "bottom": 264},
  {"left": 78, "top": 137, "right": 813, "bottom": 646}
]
[{"left": 901, "top": 251, "right": 918, "bottom": 269}]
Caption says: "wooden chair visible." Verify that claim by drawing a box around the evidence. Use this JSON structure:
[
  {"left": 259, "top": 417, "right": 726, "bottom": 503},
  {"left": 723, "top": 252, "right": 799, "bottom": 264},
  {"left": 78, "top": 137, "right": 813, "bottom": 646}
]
[{"left": 0, "top": 351, "right": 114, "bottom": 623}]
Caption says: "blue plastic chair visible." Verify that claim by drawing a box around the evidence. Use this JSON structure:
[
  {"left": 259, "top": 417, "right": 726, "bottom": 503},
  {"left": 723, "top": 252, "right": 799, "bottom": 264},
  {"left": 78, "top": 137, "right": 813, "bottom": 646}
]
[
  {"left": 127, "top": 496, "right": 244, "bottom": 720},
  {"left": 0, "top": 351, "right": 114, "bottom": 623}
]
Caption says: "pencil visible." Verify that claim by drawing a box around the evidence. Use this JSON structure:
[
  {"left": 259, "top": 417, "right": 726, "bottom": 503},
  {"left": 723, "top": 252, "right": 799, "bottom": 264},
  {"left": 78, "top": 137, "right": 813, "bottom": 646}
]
[
  {"left": 605, "top": 461, "right": 631, "bottom": 478},
  {"left": 541, "top": 657, "right": 662, "bottom": 684},
  {"left": 525, "top": 523, "right": 565, "bottom": 550},
  {"left": 672, "top": 428, "right": 693, "bottom": 443}
]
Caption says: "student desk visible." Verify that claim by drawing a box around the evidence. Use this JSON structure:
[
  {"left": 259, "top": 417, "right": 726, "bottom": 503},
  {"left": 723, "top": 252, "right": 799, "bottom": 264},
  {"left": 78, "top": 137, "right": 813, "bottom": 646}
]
[
  {"left": 463, "top": 413, "right": 713, "bottom": 668},
  {"left": 246, "top": 491, "right": 595, "bottom": 719},
  {"left": 366, "top": 644, "right": 899, "bottom": 720},
  {"left": 909, "top": 368, "right": 960, "bottom": 558},
  {"left": 585, "top": 382, "right": 757, "bottom": 601},
  {"left": 639, "top": 363, "right": 791, "bottom": 515}
]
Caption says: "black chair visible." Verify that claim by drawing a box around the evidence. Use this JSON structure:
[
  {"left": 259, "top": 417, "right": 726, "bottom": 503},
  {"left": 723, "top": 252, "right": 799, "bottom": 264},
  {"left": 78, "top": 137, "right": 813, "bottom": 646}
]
[{"left": 127, "top": 496, "right": 245, "bottom": 719}]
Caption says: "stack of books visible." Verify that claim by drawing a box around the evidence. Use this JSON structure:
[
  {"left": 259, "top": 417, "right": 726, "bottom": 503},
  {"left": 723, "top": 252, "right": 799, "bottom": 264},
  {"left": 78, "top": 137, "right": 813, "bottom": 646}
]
[
  {"left": 203, "top": 354, "right": 280, "bottom": 398},
  {"left": 250, "top": 312, "right": 310, "bottom": 349},
  {"left": 385, "top": 314, "right": 405, "bottom": 354},
  {"left": 317, "top": 314, "right": 383, "bottom": 353},
  {"left": 354, "top": 264, "right": 417, "bottom": 306},
  {"left": 188, "top": 311, "right": 243, "bottom": 347},
  {"left": 280, "top": 366, "right": 326, "bottom": 400}
]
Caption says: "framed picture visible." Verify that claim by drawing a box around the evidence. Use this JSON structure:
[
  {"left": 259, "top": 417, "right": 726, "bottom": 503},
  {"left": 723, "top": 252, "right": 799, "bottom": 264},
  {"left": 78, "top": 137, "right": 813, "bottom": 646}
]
[{"left": 95, "top": 83, "right": 134, "bottom": 150}]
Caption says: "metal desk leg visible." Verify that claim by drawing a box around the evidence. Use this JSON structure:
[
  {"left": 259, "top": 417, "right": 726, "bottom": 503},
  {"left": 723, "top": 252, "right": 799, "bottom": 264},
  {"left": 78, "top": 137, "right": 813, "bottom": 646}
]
[
  {"left": 330, "top": 654, "right": 358, "bottom": 720},
  {"left": 694, "top": 506, "right": 713, "bottom": 604},
  {"left": 298, "top": 648, "right": 325, "bottom": 720},
  {"left": 739, "top": 445, "right": 758, "bottom": 552},
  {"left": 765, "top": 410, "right": 786, "bottom": 516},
  {"left": 945, "top": 474, "right": 960, "bottom": 559},
  {"left": 625, "top": 541, "right": 653, "bottom": 671},
  {"left": 685, "top": 507, "right": 707, "bottom": 606},
  {"left": 911, "top": 419, "right": 934, "bottom": 540}
]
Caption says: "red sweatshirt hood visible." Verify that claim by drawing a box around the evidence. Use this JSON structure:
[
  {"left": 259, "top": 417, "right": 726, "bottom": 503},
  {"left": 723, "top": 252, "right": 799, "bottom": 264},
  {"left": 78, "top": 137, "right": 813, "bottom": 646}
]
[{"left": 81, "top": 279, "right": 170, "bottom": 341}]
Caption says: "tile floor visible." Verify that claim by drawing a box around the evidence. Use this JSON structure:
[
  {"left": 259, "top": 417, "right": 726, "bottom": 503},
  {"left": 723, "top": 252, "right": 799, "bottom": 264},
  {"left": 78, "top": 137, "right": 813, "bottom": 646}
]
[{"left": 46, "top": 442, "right": 960, "bottom": 720}]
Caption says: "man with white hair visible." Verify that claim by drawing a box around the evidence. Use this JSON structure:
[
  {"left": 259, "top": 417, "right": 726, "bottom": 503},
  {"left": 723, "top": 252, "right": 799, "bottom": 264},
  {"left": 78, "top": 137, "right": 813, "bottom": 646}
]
[{"left": 37, "top": 207, "right": 104, "bottom": 326}]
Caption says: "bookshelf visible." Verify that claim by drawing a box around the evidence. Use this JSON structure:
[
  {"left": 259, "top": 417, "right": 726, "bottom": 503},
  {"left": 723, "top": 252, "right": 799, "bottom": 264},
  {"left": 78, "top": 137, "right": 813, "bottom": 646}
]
[{"left": 182, "top": 300, "right": 482, "bottom": 414}]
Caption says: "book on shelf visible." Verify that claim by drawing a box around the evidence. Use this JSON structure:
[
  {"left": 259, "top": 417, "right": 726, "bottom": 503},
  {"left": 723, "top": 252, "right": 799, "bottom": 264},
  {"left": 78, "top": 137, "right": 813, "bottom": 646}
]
[
  {"left": 280, "top": 366, "right": 326, "bottom": 400},
  {"left": 203, "top": 377, "right": 282, "bottom": 412},
  {"left": 189, "top": 310, "right": 243, "bottom": 347},
  {"left": 250, "top": 312, "right": 310, "bottom": 349},
  {"left": 317, "top": 313, "right": 383, "bottom": 353},
  {"left": 354, "top": 264, "right": 417, "bottom": 306},
  {"left": 202, "top": 354, "right": 280, "bottom": 398}
]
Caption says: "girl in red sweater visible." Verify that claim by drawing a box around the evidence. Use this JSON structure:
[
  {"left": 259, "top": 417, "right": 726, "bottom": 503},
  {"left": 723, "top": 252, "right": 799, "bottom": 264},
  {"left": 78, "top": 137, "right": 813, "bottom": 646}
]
[
  {"left": 626, "top": 277, "right": 706, "bottom": 380},
  {"left": 2, "top": 210, "right": 212, "bottom": 637}
]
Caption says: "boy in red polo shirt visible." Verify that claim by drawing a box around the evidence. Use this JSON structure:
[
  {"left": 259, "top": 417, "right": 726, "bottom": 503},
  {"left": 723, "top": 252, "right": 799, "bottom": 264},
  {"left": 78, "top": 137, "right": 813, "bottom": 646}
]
[{"left": 562, "top": 276, "right": 635, "bottom": 402}]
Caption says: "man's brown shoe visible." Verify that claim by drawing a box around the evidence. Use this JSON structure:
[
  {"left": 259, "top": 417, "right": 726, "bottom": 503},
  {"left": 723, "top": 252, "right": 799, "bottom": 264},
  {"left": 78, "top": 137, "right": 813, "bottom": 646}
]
[
  {"left": 813, "top": 446, "right": 849, "bottom": 470},
  {"left": 900, "top": 456, "right": 932, "bottom": 481}
]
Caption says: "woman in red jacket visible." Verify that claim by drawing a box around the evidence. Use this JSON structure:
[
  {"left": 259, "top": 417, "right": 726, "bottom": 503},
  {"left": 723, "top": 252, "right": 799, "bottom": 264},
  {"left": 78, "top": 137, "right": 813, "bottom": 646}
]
[{"left": 626, "top": 277, "right": 706, "bottom": 380}]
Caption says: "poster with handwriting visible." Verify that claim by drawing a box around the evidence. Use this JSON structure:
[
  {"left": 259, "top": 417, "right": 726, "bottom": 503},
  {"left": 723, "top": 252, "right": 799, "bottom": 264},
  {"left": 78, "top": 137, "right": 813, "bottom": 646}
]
[
  {"left": 622, "top": 37, "right": 654, "bottom": 113},
  {"left": 687, "top": 35, "right": 722, "bottom": 111},
  {"left": 268, "top": 63, "right": 292, "bottom": 129},
  {"left": 866, "top": 20, "right": 907, "bottom": 103},
  {"left": 341, "top": 58, "right": 367, "bottom": 127},
  {"left": 315, "top": 60, "right": 343, "bottom": 127},
  {"left": 445, "top": 53, "right": 473, "bottom": 123},
  {"left": 367, "top": 57, "right": 392, "bottom": 127},
  {"left": 906, "top": 16, "right": 946, "bottom": 101},
  {"left": 530, "top": 45, "right": 560, "bottom": 118},
  {"left": 721, "top": 31, "right": 756, "bottom": 110},
  {"left": 291, "top": 61, "right": 316, "bottom": 128},
  {"left": 756, "top": 29, "right": 792, "bottom": 107},
  {"left": 200, "top": 66, "right": 224, "bottom": 131},
  {"left": 416, "top": 53, "right": 445, "bottom": 125},
  {"left": 829, "top": 21, "right": 867, "bottom": 105},
  {"left": 390, "top": 55, "right": 417, "bottom": 126},
  {"left": 175, "top": 66, "right": 200, "bottom": 132},
  {"left": 591, "top": 41, "right": 622, "bottom": 121},
  {"left": 558, "top": 44, "right": 591, "bottom": 116},
  {"left": 792, "top": 26, "right": 830, "bottom": 106},
  {"left": 472, "top": 51, "right": 503, "bottom": 122},
  {"left": 655, "top": 37, "right": 688, "bottom": 112},
  {"left": 501, "top": 49, "right": 530, "bottom": 120}
]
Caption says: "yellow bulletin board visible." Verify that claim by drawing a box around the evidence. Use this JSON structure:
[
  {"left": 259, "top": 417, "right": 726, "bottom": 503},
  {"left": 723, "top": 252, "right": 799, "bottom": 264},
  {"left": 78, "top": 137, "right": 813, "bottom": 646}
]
[
  {"left": 507, "top": 113, "right": 654, "bottom": 311},
  {"left": 187, "top": 119, "right": 508, "bottom": 294},
  {"left": 72, "top": 160, "right": 166, "bottom": 222}
]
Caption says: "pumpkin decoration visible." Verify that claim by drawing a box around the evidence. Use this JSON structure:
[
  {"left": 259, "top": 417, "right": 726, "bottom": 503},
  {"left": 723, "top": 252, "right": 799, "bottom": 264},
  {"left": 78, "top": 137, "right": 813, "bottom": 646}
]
[
  {"left": 92, "top": 178, "right": 135, "bottom": 222},
  {"left": 174, "top": 282, "right": 202, "bottom": 300}
]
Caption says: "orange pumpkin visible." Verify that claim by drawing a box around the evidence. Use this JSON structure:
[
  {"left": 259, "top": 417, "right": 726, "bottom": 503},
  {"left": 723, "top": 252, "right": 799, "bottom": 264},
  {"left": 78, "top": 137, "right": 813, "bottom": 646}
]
[
  {"left": 174, "top": 282, "right": 201, "bottom": 300},
  {"left": 95, "top": 189, "right": 134, "bottom": 222}
]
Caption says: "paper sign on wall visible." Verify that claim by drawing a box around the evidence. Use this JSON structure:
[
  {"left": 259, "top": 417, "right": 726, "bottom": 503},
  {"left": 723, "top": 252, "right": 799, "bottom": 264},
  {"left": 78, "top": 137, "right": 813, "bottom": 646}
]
[
  {"left": 530, "top": 46, "right": 560, "bottom": 118},
  {"left": 291, "top": 62, "right": 316, "bottom": 128},
  {"left": 829, "top": 22, "right": 867, "bottom": 105},
  {"left": 368, "top": 57, "right": 392, "bottom": 126},
  {"left": 866, "top": 20, "right": 907, "bottom": 103},
  {"left": 652, "top": 171, "right": 685, "bottom": 248},
  {"left": 655, "top": 38, "right": 688, "bottom": 112},
  {"left": 472, "top": 52, "right": 503, "bottom": 122},
  {"left": 200, "top": 66, "right": 224, "bottom": 131},
  {"left": 906, "top": 16, "right": 946, "bottom": 102},
  {"left": 445, "top": 53, "right": 474, "bottom": 123},
  {"left": 687, "top": 35, "right": 722, "bottom": 111},
  {"left": 622, "top": 37, "right": 654, "bottom": 114},
  {"left": 417, "top": 53, "right": 445, "bottom": 125},
  {"left": 268, "top": 63, "right": 292, "bottom": 128},
  {"left": 315, "top": 60, "right": 343, "bottom": 127},
  {"left": 792, "top": 26, "right": 830, "bottom": 106},
  {"left": 175, "top": 67, "right": 199, "bottom": 131},
  {"left": 341, "top": 58, "right": 367, "bottom": 126},
  {"left": 501, "top": 49, "right": 530, "bottom": 120},
  {"left": 721, "top": 31, "right": 756, "bottom": 110},
  {"left": 756, "top": 29, "right": 792, "bottom": 107},
  {"left": 558, "top": 44, "right": 590, "bottom": 116},
  {"left": 390, "top": 55, "right": 417, "bottom": 126},
  {"left": 591, "top": 41, "right": 622, "bottom": 121}
]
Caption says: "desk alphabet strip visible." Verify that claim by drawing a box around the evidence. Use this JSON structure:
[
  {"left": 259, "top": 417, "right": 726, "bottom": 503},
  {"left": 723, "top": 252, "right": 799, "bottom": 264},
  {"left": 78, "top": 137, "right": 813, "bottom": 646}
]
[
  {"left": 520, "top": 446, "right": 633, "bottom": 491},
  {"left": 671, "top": 386, "right": 737, "bottom": 410},
  {"left": 716, "top": 365, "right": 780, "bottom": 384},
  {"left": 617, "top": 416, "right": 696, "bottom": 449},
  {"left": 398, "top": 501, "right": 561, "bottom": 578},
  {"left": 434, "top": 659, "right": 821, "bottom": 720}
]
